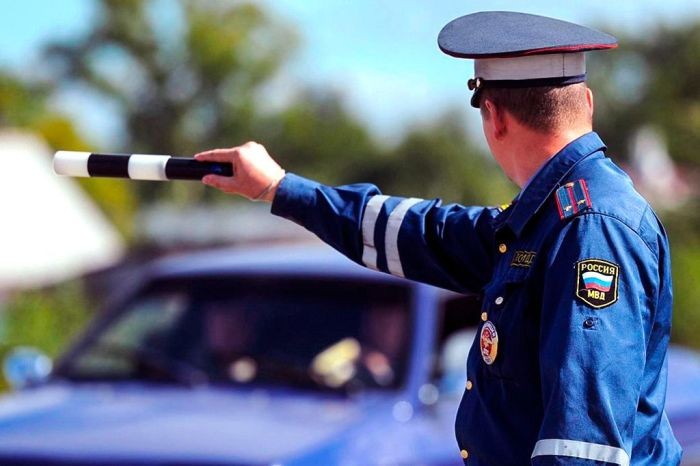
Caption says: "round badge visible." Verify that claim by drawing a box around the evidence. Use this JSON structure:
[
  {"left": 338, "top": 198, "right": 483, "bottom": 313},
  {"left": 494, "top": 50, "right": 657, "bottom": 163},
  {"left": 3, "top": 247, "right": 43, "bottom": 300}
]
[{"left": 480, "top": 321, "right": 499, "bottom": 365}]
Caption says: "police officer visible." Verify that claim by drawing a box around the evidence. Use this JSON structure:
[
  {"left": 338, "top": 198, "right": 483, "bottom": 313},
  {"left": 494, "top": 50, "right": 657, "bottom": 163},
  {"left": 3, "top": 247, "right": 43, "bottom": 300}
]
[{"left": 196, "top": 11, "right": 682, "bottom": 466}]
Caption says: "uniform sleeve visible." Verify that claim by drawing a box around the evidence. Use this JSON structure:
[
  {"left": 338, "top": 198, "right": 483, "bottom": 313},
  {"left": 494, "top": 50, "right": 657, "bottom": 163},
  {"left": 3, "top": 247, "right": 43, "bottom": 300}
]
[
  {"left": 271, "top": 173, "right": 498, "bottom": 293},
  {"left": 532, "top": 213, "right": 657, "bottom": 466}
]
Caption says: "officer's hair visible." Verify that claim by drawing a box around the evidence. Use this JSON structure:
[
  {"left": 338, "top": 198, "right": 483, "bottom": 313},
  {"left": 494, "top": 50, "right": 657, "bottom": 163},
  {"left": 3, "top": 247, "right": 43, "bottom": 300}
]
[{"left": 480, "top": 83, "right": 590, "bottom": 133}]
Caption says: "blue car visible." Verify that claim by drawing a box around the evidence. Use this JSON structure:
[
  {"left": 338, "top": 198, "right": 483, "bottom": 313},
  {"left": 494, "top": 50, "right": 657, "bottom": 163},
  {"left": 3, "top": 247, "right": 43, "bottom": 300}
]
[{"left": 1, "top": 244, "right": 699, "bottom": 465}]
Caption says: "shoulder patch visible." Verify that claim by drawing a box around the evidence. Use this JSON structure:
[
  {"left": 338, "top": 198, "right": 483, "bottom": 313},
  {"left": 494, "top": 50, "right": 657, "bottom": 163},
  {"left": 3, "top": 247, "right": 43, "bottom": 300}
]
[
  {"left": 555, "top": 179, "right": 592, "bottom": 220},
  {"left": 576, "top": 259, "right": 619, "bottom": 309}
]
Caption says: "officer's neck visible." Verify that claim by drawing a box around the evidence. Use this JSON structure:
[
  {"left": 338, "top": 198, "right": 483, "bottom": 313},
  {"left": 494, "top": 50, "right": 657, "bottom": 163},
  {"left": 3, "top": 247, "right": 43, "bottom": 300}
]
[{"left": 504, "top": 122, "right": 593, "bottom": 188}]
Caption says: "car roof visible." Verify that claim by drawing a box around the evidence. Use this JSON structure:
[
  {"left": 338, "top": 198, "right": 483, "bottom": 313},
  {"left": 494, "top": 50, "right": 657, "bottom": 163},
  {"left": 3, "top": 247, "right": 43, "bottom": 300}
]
[{"left": 148, "top": 243, "right": 418, "bottom": 286}]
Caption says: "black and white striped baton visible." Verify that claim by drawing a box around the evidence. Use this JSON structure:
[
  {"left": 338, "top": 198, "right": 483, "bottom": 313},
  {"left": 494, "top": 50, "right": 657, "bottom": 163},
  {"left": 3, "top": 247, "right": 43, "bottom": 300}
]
[{"left": 53, "top": 151, "right": 233, "bottom": 181}]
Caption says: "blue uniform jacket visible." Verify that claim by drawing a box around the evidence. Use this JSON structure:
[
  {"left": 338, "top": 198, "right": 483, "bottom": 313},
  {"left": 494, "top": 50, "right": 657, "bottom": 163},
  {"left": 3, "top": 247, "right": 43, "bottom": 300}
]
[{"left": 270, "top": 132, "right": 682, "bottom": 466}]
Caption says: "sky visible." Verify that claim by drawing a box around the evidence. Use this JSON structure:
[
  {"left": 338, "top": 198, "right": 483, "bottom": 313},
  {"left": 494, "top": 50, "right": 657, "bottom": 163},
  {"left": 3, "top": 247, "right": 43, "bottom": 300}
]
[{"left": 2, "top": 0, "right": 700, "bottom": 147}]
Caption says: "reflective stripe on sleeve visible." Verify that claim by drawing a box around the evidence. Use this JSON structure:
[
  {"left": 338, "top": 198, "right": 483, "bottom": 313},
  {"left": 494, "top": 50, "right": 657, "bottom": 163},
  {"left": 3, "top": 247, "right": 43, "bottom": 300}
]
[
  {"left": 531, "top": 439, "right": 630, "bottom": 466},
  {"left": 361, "top": 195, "right": 390, "bottom": 270},
  {"left": 385, "top": 198, "right": 423, "bottom": 278}
]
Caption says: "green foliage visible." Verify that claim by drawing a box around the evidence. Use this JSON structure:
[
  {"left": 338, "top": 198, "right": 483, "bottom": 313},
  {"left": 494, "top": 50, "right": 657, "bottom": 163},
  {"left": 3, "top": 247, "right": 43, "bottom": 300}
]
[
  {"left": 659, "top": 205, "right": 700, "bottom": 349},
  {"left": 76, "top": 177, "right": 137, "bottom": 238},
  {"left": 0, "top": 72, "right": 83, "bottom": 149},
  {"left": 0, "top": 282, "right": 91, "bottom": 390},
  {"left": 381, "top": 114, "right": 515, "bottom": 204},
  {"left": 589, "top": 23, "right": 700, "bottom": 169},
  {"left": 255, "top": 93, "right": 514, "bottom": 205},
  {"left": 0, "top": 74, "right": 50, "bottom": 127},
  {"left": 0, "top": 70, "right": 137, "bottom": 238},
  {"left": 588, "top": 23, "right": 700, "bottom": 349},
  {"left": 45, "top": 0, "right": 297, "bottom": 205},
  {"left": 40, "top": 0, "right": 512, "bottom": 208},
  {"left": 671, "top": 243, "right": 700, "bottom": 348},
  {"left": 258, "top": 91, "right": 384, "bottom": 185}
]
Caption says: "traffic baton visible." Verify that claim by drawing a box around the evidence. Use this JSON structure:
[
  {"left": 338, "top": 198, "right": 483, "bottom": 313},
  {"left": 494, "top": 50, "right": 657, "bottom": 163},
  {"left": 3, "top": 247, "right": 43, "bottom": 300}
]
[{"left": 53, "top": 151, "right": 233, "bottom": 181}]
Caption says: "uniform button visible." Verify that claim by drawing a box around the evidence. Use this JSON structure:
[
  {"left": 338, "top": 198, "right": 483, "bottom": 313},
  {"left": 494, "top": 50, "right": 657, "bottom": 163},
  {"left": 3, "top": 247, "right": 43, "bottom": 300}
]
[
  {"left": 460, "top": 449, "right": 469, "bottom": 459},
  {"left": 498, "top": 243, "right": 507, "bottom": 254},
  {"left": 495, "top": 296, "right": 504, "bottom": 305},
  {"left": 481, "top": 312, "right": 488, "bottom": 321},
  {"left": 466, "top": 380, "right": 473, "bottom": 390}
]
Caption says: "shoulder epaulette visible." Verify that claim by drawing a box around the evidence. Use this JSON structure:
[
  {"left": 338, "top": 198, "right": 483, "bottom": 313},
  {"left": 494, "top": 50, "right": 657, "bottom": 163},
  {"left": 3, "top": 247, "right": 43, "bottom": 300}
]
[{"left": 554, "top": 179, "right": 592, "bottom": 220}]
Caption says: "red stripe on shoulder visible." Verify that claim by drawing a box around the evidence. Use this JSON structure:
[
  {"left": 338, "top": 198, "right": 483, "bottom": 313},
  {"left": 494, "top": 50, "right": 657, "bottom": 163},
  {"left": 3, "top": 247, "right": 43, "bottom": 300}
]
[
  {"left": 580, "top": 179, "right": 592, "bottom": 208},
  {"left": 567, "top": 185, "right": 578, "bottom": 214}
]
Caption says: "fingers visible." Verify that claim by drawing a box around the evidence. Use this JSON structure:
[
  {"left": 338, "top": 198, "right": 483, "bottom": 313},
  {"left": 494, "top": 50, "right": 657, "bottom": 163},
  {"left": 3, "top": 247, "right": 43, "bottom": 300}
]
[
  {"left": 195, "top": 142, "right": 258, "bottom": 162},
  {"left": 198, "top": 141, "right": 283, "bottom": 201},
  {"left": 202, "top": 174, "right": 239, "bottom": 192},
  {"left": 194, "top": 149, "right": 236, "bottom": 163}
]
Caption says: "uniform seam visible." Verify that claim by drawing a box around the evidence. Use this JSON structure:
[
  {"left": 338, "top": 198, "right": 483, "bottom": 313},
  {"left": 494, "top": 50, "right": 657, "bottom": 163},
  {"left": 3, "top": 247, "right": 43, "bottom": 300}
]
[
  {"left": 575, "top": 211, "right": 659, "bottom": 261},
  {"left": 637, "top": 204, "right": 659, "bottom": 258}
]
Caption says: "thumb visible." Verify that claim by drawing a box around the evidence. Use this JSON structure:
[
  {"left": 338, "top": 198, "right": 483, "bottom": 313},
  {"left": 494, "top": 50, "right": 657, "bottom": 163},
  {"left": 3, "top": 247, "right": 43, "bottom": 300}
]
[{"left": 202, "top": 174, "right": 241, "bottom": 193}]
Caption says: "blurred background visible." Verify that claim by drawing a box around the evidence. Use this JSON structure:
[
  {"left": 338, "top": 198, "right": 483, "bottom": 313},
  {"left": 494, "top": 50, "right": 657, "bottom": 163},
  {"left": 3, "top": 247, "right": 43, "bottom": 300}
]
[{"left": 0, "top": 0, "right": 699, "bottom": 387}]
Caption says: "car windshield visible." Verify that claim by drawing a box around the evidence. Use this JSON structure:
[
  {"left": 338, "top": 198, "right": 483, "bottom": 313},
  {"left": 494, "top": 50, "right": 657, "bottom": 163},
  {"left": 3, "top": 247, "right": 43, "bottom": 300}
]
[{"left": 58, "top": 276, "right": 412, "bottom": 393}]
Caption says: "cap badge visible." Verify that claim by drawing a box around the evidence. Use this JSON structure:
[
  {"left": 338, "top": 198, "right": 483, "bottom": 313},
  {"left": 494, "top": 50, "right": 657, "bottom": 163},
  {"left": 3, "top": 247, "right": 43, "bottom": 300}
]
[{"left": 480, "top": 321, "right": 499, "bottom": 365}]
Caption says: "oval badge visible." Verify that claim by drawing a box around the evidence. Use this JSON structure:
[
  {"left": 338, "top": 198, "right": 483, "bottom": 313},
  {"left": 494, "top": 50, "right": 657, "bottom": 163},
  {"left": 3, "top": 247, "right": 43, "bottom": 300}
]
[{"left": 480, "top": 321, "right": 499, "bottom": 365}]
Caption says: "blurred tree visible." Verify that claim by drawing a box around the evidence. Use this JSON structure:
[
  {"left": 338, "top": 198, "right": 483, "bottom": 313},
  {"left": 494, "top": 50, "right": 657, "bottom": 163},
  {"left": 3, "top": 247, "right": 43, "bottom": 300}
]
[
  {"left": 256, "top": 90, "right": 383, "bottom": 186},
  {"left": 588, "top": 23, "right": 700, "bottom": 350},
  {"left": 588, "top": 23, "right": 700, "bottom": 169},
  {"left": 42, "top": 0, "right": 507, "bottom": 208},
  {"left": 0, "top": 71, "right": 136, "bottom": 237},
  {"left": 255, "top": 93, "right": 511, "bottom": 205},
  {"left": 44, "top": 0, "right": 297, "bottom": 205},
  {"left": 662, "top": 205, "right": 700, "bottom": 349},
  {"left": 0, "top": 282, "right": 90, "bottom": 390},
  {"left": 377, "top": 112, "right": 515, "bottom": 204},
  {"left": 0, "top": 73, "right": 51, "bottom": 128},
  {"left": 0, "top": 71, "right": 130, "bottom": 385}
]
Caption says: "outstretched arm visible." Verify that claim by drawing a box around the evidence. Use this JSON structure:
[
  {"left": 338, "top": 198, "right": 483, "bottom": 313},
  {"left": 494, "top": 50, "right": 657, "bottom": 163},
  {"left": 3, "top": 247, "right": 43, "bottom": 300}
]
[{"left": 196, "top": 142, "right": 498, "bottom": 293}]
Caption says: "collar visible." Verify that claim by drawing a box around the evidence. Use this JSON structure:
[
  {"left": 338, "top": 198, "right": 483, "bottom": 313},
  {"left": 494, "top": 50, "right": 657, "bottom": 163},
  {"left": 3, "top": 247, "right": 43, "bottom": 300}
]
[
  {"left": 495, "top": 131, "right": 606, "bottom": 237},
  {"left": 516, "top": 154, "right": 547, "bottom": 201}
]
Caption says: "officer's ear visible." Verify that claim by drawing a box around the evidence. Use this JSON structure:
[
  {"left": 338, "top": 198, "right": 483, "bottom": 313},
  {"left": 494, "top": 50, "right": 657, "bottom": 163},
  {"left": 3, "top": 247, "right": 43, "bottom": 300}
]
[
  {"left": 481, "top": 98, "right": 508, "bottom": 140},
  {"left": 586, "top": 87, "right": 594, "bottom": 119}
]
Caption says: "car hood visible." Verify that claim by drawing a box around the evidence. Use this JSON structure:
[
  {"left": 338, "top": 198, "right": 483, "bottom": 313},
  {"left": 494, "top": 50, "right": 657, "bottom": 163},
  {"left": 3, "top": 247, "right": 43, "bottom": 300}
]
[
  {"left": 665, "top": 345, "right": 700, "bottom": 458},
  {"left": 0, "top": 382, "right": 378, "bottom": 464}
]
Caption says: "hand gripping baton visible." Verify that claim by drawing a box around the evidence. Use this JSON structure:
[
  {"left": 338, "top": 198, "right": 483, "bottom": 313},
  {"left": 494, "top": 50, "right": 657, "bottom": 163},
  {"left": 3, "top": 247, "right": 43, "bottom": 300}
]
[{"left": 53, "top": 151, "right": 233, "bottom": 181}]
